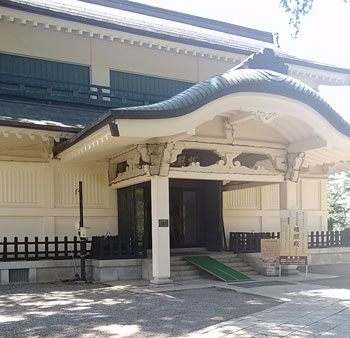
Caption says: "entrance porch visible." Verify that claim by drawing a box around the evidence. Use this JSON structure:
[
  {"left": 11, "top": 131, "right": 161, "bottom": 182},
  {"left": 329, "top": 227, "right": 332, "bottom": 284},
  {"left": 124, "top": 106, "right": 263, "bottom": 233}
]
[{"left": 54, "top": 64, "right": 350, "bottom": 285}]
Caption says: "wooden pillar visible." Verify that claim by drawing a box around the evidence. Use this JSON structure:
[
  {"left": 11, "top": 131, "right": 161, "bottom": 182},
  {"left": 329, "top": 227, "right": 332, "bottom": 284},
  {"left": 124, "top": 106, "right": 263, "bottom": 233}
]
[{"left": 150, "top": 176, "right": 172, "bottom": 285}]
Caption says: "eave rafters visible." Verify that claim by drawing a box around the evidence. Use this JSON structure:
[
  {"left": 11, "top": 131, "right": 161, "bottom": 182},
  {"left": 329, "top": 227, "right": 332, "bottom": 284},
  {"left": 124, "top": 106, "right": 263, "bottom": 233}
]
[{"left": 0, "top": 9, "right": 242, "bottom": 64}]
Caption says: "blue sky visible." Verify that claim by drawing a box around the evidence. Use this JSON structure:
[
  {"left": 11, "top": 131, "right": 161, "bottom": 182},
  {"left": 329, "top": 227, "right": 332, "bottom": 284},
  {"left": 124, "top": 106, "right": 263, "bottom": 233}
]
[{"left": 133, "top": 0, "right": 350, "bottom": 123}]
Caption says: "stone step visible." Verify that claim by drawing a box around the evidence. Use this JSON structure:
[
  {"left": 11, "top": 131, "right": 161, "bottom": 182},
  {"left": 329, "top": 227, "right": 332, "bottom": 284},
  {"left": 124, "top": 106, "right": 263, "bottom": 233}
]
[
  {"left": 170, "top": 259, "right": 190, "bottom": 265},
  {"left": 171, "top": 264, "right": 199, "bottom": 272},
  {"left": 232, "top": 265, "right": 255, "bottom": 272},
  {"left": 214, "top": 257, "right": 242, "bottom": 263},
  {"left": 171, "top": 269, "right": 206, "bottom": 277},
  {"left": 171, "top": 274, "right": 212, "bottom": 282},
  {"left": 239, "top": 269, "right": 259, "bottom": 276},
  {"left": 217, "top": 261, "right": 247, "bottom": 268},
  {"left": 209, "top": 253, "right": 238, "bottom": 259},
  {"left": 170, "top": 252, "right": 238, "bottom": 261}
]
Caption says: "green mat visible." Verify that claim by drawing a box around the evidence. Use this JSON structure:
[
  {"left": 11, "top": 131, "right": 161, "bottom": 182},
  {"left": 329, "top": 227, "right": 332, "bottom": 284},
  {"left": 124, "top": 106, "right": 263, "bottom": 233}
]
[{"left": 184, "top": 255, "right": 252, "bottom": 283}]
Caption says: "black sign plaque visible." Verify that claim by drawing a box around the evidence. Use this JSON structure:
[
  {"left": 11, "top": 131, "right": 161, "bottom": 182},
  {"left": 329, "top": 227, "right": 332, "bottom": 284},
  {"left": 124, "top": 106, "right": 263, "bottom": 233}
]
[{"left": 159, "top": 219, "right": 169, "bottom": 227}]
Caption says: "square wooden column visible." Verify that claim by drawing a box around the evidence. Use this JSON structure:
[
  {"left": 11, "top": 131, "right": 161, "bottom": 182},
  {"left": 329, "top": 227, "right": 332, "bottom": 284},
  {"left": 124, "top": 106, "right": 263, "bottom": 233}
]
[
  {"left": 150, "top": 176, "right": 172, "bottom": 285},
  {"left": 280, "top": 181, "right": 298, "bottom": 210}
]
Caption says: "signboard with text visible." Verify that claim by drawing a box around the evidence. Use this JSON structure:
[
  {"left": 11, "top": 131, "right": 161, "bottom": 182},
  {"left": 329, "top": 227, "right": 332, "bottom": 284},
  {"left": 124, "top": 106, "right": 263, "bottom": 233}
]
[
  {"left": 279, "top": 210, "right": 308, "bottom": 266},
  {"left": 261, "top": 239, "right": 280, "bottom": 276},
  {"left": 261, "top": 239, "right": 280, "bottom": 259}
]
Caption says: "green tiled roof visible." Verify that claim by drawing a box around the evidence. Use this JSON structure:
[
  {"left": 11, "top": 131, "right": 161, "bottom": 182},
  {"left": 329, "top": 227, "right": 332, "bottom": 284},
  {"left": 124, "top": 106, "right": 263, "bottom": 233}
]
[
  {"left": 110, "top": 69, "right": 350, "bottom": 136},
  {"left": 0, "top": 99, "right": 106, "bottom": 131},
  {"left": 56, "top": 68, "right": 350, "bottom": 155}
]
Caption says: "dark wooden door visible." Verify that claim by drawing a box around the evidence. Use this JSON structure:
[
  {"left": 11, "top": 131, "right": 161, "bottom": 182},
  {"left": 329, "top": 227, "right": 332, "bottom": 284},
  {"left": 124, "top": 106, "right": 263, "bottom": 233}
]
[{"left": 203, "top": 181, "right": 223, "bottom": 251}]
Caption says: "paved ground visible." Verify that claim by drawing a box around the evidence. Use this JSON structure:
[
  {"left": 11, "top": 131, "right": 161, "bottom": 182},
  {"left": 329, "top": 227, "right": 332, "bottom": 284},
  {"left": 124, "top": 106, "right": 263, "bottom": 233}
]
[
  {"left": 186, "top": 265, "right": 350, "bottom": 338},
  {"left": 0, "top": 282, "right": 279, "bottom": 338},
  {"left": 2, "top": 265, "right": 350, "bottom": 338},
  {"left": 298, "top": 264, "right": 350, "bottom": 289}
]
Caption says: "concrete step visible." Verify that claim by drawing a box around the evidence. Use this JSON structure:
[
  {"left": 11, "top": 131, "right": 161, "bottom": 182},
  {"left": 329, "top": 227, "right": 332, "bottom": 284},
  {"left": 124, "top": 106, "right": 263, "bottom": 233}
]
[
  {"left": 245, "top": 270, "right": 260, "bottom": 276},
  {"left": 171, "top": 273, "right": 212, "bottom": 282},
  {"left": 171, "top": 268, "right": 207, "bottom": 277},
  {"left": 170, "top": 259, "right": 190, "bottom": 265},
  {"left": 171, "top": 264, "right": 200, "bottom": 272},
  {"left": 232, "top": 265, "right": 256, "bottom": 272},
  {"left": 214, "top": 257, "right": 242, "bottom": 263},
  {"left": 219, "top": 261, "right": 247, "bottom": 268},
  {"left": 170, "top": 252, "right": 237, "bottom": 261},
  {"left": 170, "top": 255, "right": 191, "bottom": 262},
  {"left": 209, "top": 253, "right": 238, "bottom": 259}
]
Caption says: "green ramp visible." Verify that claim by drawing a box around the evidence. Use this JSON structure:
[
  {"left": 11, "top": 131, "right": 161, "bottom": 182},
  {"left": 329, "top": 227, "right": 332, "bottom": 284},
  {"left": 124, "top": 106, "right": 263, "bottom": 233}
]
[{"left": 184, "top": 255, "right": 253, "bottom": 283}]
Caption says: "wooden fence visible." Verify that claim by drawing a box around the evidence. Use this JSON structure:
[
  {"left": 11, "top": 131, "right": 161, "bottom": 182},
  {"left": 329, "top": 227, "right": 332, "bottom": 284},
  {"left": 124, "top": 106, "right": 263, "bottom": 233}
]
[
  {"left": 90, "top": 235, "right": 145, "bottom": 260},
  {"left": 0, "top": 236, "right": 91, "bottom": 262},
  {"left": 230, "top": 231, "right": 350, "bottom": 254},
  {"left": 0, "top": 235, "right": 146, "bottom": 262}
]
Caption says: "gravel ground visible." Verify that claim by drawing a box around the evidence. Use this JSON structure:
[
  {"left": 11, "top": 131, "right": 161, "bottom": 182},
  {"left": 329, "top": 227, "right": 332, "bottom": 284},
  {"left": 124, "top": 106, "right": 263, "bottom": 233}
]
[{"left": 0, "top": 282, "right": 280, "bottom": 338}]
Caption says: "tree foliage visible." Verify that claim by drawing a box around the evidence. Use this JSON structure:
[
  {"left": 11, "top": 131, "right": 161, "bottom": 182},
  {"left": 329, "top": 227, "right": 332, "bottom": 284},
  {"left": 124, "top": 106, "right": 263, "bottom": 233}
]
[
  {"left": 327, "top": 172, "right": 350, "bottom": 231},
  {"left": 280, "top": 0, "right": 350, "bottom": 37}
]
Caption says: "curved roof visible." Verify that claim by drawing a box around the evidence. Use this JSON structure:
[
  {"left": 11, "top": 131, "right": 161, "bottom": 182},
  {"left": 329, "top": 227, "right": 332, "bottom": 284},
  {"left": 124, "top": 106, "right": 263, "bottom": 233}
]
[
  {"left": 110, "top": 68, "right": 350, "bottom": 136},
  {"left": 55, "top": 68, "right": 350, "bottom": 155}
]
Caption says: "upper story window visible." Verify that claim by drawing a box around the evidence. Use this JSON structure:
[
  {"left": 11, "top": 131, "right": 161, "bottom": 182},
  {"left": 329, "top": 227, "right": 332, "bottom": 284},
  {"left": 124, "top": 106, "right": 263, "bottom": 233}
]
[
  {"left": 0, "top": 53, "right": 93, "bottom": 106},
  {"left": 0, "top": 53, "right": 90, "bottom": 85},
  {"left": 110, "top": 70, "right": 194, "bottom": 106}
]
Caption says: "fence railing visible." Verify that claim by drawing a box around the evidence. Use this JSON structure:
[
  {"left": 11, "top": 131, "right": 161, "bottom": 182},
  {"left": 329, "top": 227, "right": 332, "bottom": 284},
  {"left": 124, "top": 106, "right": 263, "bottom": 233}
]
[
  {"left": 308, "top": 231, "right": 345, "bottom": 248},
  {"left": 229, "top": 232, "right": 280, "bottom": 254},
  {"left": 230, "top": 231, "right": 350, "bottom": 254},
  {"left": 0, "top": 235, "right": 146, "bottom": 262},
  {"left": 0, "top": 71, "right": 170, "bottom": 108},
  {"left": 90, "top": 235, "right": 145, "bottom": 260},
  {"left": 0, "top": 236, "right": 92, "bottom": 262}
]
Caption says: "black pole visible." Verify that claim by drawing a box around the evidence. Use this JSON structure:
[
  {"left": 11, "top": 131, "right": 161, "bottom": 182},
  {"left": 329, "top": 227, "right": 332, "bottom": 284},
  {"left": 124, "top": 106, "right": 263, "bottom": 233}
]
[{"left": 79, "top": 181, "right": 86, "bottom": 281}]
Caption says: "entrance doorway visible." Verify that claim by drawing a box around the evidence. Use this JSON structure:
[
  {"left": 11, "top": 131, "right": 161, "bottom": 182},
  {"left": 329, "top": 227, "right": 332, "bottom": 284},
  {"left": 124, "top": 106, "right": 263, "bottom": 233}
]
[
  {"left": 170, "top": 188, "right": 199, "bottom": 248},
  {"left": 117, "top": 179, "right": 223, "bottom": 251}
]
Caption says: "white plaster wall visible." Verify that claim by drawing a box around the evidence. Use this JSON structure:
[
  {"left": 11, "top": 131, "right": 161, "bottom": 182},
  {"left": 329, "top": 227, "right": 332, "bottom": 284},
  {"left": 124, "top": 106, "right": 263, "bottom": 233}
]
[
  {"left": 0, "top": 161, "right": 117, "bottom": 240},
  {"left": 0, "top": 20, "right": 236, "bottom": 87},
  {"left": 223, "top": 178, "right": 328, "bottom": 242}
]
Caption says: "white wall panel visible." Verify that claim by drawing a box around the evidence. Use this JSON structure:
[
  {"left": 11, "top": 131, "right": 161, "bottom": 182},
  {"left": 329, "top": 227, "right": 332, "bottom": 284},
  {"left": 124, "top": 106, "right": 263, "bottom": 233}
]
[
  {"left": 261, "top": 217, "right": 280, "bottom": 232},
  {"left": 223, "top": 179, "right": 328, "bottom": 236},
  {"left": 309, "top": 216, "right": 323, "bottom": 232},
  {"left": 224, "top": 216, "right": 261, "bottom": 233},
  {"left": 301, "top": 180, "right": 321, "bottom": 210},
  {"left": 225, "top": 187, "right": 260, "bottom": 210},
  {"left": 0, "top": 166, "right": 39, "bottom": 205},
  {"left": 55, "top": 168, "right": 107, "bottom": 208},
  {"left": 0, "top": 217, "right": 43, "bottom": 239},
  {"left": 263, "top": 184, "right": 280, "bottom": 210},
  {"left": 55, "top": 217, "right": 114, "bottom": 238}
]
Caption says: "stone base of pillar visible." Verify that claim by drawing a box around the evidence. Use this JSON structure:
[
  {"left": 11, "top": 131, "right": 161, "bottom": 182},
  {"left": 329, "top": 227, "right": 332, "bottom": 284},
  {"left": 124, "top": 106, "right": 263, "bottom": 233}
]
[
  {"left": 150, "top": 277, "right": 173, "bottom": 286},
  {"left": 281, "top": 265, "right": 299, "bottom": 275}
]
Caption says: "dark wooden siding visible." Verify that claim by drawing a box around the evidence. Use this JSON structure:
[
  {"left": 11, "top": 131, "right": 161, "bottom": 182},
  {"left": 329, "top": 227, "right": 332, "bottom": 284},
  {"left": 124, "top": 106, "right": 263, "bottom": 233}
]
[
  {"left": 110, "top": 70, "right": 194, "bottom": 105},
  {"left": 0, "top": 53, "right": 90, "bottom": 84}
]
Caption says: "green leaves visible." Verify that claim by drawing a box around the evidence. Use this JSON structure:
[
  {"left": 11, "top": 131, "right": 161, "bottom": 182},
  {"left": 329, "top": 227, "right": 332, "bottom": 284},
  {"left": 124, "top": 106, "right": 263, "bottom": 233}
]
[
  {"left": 279, "top": 0, "right": 315, "bottom": 37},
  {"left": 279, "top": 0, "right": 349, "bottom": 38},
  {"left": 328, "top": 172, "right": 350, "bottom": 230}
]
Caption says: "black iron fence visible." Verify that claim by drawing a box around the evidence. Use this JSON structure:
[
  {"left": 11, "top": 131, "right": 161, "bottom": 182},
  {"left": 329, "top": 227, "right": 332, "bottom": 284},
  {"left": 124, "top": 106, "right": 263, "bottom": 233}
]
[
  {"left": 90, "top": 235, "right": 146, "bottom": 260},
  {"left": 0, "top": 235, "right": 145, "bottom": 262},
  {"left": 230, "top": 230, "right": 350, "bottom": 254}
]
